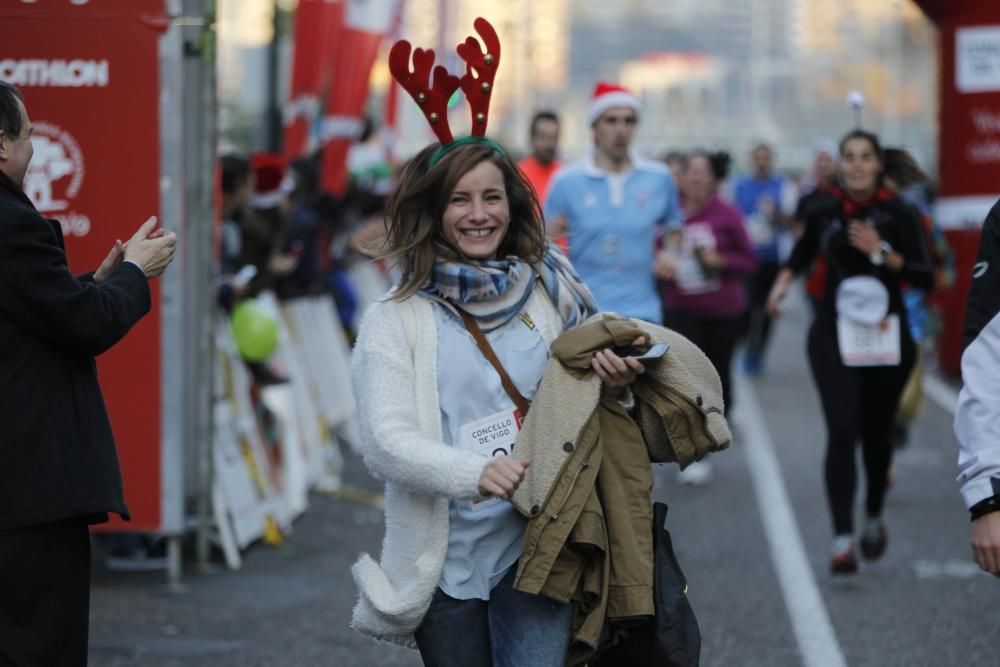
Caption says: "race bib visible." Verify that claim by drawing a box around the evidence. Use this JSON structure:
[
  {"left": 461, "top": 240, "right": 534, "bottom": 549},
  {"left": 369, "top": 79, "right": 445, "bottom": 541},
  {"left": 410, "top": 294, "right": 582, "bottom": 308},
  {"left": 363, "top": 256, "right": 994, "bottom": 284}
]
[
  {"left": 458, "top": 408, "right": 524, "bottom": 459},
  {"left": 747, "top": 213, "right": 775, "bottom": 246},
  {"left": 837, "top": 315, "right": 901, "bottom": 367},
  {"left": 674, "top": 223, "right": 721, "bottom": 295},
  {"left": 675, "top": 255, "right": 717, "bottom": 294}
]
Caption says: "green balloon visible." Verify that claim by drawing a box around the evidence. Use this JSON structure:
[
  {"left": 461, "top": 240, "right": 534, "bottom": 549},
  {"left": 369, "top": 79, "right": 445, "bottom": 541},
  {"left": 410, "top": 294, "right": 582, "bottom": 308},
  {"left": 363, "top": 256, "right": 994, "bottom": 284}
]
[{"left": 231, "top": 300, "right": 280, "bottom": 362}]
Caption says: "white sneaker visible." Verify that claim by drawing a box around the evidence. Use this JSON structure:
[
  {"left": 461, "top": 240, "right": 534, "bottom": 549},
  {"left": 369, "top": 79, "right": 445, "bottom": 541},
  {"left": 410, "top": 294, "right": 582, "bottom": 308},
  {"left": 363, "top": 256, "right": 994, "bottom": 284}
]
[{"left": 677, "top": 460, "right": 714, "bottom": 486}]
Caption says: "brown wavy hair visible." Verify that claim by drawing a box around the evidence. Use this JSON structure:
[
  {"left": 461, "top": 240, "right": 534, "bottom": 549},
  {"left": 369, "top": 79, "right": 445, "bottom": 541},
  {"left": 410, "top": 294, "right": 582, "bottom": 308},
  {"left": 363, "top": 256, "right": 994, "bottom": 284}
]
[{"left": 372, "top": 142, "right": 546, "bottom": 300}]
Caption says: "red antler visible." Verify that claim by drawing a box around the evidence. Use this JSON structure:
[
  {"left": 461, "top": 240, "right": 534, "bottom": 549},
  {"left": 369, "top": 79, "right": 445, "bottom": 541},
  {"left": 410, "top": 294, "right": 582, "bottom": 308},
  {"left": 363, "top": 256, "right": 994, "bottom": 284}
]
[
  {"left": 388, "top": 40, "right": 461, "bottom": 144},
  {"left": 457, "top": 18, "right": 501, "bottom": 137}
]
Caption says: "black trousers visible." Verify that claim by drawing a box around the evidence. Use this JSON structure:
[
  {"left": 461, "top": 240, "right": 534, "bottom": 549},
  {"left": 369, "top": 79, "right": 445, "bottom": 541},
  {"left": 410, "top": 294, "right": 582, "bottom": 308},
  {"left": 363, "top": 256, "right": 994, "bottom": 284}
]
[
  {"left": 668, "top": 311, "right": 743, "bottom": 412},
  {"left": 807, "top": 320, "right": 916, "bottom": 535},
  {"left": 744, "top": 260, "right": 781, "bottom": 361},
  {"left": 0, "top": 518, "right": 91, "bottom": 667}
]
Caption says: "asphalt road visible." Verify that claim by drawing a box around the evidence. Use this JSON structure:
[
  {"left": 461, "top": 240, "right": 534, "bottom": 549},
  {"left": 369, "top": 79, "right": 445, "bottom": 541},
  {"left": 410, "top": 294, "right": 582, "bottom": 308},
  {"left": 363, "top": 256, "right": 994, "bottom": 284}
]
[{"left": 89, "top": 294, "right": 998, "bottom": 666}]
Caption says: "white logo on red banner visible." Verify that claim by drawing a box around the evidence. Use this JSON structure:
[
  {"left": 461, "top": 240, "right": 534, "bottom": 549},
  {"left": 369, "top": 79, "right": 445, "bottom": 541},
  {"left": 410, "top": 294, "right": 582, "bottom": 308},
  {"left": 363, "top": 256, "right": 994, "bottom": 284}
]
[
  {"left": 0, "top": 59, "right": 109, "bottom": 88},
  {"left": 27, "top": 121, "right": 91, "bottom": 237}
]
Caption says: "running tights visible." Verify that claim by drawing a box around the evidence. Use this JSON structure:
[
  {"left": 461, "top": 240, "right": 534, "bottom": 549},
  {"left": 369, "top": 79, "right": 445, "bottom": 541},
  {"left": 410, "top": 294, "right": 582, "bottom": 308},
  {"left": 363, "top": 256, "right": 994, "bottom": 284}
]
[{"left": 807, "top": 319, "right": 915, "bottom": 535}]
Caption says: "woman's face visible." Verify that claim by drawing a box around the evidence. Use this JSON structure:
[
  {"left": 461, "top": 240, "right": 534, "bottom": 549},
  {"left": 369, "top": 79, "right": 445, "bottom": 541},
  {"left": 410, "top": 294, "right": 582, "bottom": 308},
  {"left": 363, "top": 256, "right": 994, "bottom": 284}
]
[
  {"left": 441, "top": 160, "right": 511, "bottom": 260},
  {"left": 839, "top": 138, "right": 881, "bottom": 195},
  {"left": 682, "top": 155, "right": 715, "bottom": 203}
]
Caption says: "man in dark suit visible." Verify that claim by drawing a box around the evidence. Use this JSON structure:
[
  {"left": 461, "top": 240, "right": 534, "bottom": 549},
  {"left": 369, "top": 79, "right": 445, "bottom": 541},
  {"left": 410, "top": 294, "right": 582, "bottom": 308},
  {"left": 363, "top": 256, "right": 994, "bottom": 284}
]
[{"left": 0, "top": 81, "right": 177, "bottom": 665}]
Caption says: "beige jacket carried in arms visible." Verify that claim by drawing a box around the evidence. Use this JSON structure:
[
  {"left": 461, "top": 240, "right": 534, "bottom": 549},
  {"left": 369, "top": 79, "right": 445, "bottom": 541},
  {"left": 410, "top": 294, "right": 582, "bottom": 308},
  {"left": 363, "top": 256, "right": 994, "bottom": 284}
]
[{"left": 510, "top": 313, "right": 731, "bottom": 665}]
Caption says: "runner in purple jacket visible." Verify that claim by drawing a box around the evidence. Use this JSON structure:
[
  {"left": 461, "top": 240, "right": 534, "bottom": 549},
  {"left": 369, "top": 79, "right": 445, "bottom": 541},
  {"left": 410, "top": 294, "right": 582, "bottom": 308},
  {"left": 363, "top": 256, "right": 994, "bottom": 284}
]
[{"left": 660, "top": 151, "right": 757, "bottom": 413}]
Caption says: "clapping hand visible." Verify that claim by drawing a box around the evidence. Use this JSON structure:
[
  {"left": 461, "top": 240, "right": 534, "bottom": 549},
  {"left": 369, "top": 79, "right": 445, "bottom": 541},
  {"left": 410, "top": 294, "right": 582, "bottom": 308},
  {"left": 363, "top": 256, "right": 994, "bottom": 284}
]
[
  {"left": 93, "top": 239, "right": 125, "bottom": 284},
  {"left": 124, "top": 216, "right": 178, "bottom": 278}
]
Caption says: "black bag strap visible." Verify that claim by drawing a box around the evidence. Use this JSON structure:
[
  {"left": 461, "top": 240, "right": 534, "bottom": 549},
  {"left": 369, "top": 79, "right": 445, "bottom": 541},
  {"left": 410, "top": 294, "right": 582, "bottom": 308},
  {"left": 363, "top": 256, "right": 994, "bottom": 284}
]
[{"left": 454, "top": 307, "right": 531, "bottom": 416}]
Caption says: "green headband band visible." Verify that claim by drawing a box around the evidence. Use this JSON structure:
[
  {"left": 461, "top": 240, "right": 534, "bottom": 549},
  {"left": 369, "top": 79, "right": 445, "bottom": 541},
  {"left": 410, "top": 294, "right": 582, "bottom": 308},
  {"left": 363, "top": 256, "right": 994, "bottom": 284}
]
[{"left": 428, "top": 136, "right": 506, "bottom": 169}]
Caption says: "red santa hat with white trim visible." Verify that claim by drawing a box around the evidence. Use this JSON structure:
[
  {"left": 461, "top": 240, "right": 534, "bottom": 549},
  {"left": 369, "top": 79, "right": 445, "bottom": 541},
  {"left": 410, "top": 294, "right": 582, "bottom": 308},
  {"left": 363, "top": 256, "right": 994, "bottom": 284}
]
[
  {"left": 588, "top": 81, "right": 641, "bottom": 125},
  {"left": 249, "top": 152, "right": 295, "bottom": 209}
]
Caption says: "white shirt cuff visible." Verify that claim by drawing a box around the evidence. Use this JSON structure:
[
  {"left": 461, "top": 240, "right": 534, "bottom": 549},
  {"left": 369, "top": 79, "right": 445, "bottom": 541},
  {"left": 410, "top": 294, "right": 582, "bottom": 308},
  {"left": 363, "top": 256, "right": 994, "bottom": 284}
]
[{"left": 124, "top": 259, "right": 145, "bottom": 274}]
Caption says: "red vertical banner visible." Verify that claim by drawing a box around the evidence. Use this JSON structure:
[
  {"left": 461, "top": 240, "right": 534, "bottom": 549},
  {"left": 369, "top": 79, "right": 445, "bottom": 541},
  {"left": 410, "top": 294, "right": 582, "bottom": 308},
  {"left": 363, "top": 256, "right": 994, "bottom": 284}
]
[
  {"left": 284, "top": 0, "right": 344, "bottom": 160},
  {"left": 0, "top": 1, "right": 168, "bottom": 530},
  {"left": 320, "top": 0, "right": 400, "bottom": 194},
  {"left": 914, "top": 1, "right": 1000, "bottom": 374}
]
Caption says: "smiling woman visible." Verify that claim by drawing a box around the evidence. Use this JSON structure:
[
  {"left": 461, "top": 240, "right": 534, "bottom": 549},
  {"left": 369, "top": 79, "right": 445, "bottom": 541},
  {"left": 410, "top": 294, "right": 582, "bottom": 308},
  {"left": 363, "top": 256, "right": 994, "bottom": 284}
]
[
  {"left": 766, "top": 127, "right": 935, "bottom": 576},
  {"left": 374, "top": 140, "right": 547, "bottom": 300},
  {"left": 349, "top": 20, "right": 659, "bottom": 666}
]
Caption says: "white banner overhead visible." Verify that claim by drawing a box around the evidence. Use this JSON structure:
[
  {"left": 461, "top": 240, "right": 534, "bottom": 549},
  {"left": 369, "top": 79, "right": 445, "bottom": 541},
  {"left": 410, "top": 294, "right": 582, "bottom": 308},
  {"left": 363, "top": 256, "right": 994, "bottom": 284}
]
[
  {"left": 345, "top": 0, "right": 399, "bottom": 33},
  {"left": 957, "top": 26, "right": 1000, "bottom": 93}
]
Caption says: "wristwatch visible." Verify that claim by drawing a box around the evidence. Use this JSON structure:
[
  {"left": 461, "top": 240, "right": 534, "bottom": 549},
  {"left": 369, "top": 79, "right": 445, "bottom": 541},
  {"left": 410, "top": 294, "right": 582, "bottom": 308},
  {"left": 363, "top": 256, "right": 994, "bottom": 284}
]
[{"left": 869, "top": 240, "right": 893, "bottom": 266}]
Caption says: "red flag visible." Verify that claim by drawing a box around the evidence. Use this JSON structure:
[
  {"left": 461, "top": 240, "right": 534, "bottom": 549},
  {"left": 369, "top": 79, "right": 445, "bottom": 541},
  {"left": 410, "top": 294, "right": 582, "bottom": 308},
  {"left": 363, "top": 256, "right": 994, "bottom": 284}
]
[
  {"left": 320, "top": 0, "right": 400, "bottom": 194},
  {"left": 284, "top": 0, "right": 344, "bottom": 160}
]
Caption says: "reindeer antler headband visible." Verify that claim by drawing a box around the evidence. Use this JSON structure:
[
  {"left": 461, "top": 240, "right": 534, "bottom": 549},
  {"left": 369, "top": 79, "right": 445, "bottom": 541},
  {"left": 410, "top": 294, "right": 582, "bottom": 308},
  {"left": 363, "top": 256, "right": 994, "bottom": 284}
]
[{"left": 389, "top": 17, "right": 503, "bottom": 167}]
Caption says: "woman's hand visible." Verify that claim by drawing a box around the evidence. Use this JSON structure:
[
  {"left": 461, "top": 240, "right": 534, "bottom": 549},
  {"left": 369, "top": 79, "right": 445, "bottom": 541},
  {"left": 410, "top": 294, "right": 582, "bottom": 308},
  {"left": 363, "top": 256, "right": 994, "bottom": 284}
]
[
  {"left": 592, "top": 336, "right": 647, "bottom": 395},
  {"left": 478, "top": 457, "right": 531, "bottom": 500},
  {"left": 654, "top": 251, "right": 679, "bottom": 280},
  {"left": 848, "top": 219, "right": 881, "bottom": 255},
  {"left": 696, "top": 246, "right": 724, "bottom": 270},
  {"left": 767, "top": 268, "right": 795, "bottom": 317}
]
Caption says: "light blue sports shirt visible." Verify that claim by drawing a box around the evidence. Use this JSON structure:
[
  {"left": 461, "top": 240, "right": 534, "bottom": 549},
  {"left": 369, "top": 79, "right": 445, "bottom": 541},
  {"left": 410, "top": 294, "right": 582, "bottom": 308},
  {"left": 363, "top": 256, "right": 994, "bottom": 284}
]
[{"left": 544, "top": 155, "right": 681, "bottom": 323}]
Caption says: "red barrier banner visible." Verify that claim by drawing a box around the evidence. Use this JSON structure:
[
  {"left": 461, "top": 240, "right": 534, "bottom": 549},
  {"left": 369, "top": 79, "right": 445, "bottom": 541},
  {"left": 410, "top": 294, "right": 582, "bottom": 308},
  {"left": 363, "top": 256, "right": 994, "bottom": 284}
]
[
  {"left": 1, "top": 1, "right": 168, "bottom": 530},
  {"left": 320, "top": 0, "right": 399, "bottom": 194},
  {"left": 913, "top": 1, "right": 1000, "bottom": 375}
]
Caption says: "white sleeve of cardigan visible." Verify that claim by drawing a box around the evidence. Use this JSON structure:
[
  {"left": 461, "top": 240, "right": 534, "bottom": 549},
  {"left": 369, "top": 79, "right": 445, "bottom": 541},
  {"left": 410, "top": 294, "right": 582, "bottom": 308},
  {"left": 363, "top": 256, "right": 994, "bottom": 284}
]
[{"left": 351, "top": 301, "right": 488, "bottom": 500}]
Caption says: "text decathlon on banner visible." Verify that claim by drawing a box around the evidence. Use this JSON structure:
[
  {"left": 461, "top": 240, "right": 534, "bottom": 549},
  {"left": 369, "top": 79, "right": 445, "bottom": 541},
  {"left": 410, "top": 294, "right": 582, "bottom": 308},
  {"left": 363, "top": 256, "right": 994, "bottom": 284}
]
[{"left": 0, "top": 59, "right": 110, "bottom": 88}]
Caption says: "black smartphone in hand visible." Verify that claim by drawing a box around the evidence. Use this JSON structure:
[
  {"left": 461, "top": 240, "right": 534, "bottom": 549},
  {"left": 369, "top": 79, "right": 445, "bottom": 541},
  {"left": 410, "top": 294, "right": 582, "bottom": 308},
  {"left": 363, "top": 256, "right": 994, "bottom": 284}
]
[{"left": 614, "top": 342, "right": 670, "bottom": 361}]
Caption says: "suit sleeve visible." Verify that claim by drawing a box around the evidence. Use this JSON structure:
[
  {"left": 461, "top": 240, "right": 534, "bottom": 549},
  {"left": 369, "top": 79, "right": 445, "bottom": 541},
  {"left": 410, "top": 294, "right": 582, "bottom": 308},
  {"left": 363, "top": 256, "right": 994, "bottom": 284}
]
[
  {"left": 0, "top": 211, "right": 151, "bottom": 357},
  {"left": 955, "top": 201, "right": 1000, "bottom": 509}
]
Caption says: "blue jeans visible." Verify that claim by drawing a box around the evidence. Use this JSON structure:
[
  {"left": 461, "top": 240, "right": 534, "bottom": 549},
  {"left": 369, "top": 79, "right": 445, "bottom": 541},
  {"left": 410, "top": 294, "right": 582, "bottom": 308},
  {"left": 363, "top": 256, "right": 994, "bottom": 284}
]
[{"left": 414, "top": 566, "right": 573, "bottom": 667}]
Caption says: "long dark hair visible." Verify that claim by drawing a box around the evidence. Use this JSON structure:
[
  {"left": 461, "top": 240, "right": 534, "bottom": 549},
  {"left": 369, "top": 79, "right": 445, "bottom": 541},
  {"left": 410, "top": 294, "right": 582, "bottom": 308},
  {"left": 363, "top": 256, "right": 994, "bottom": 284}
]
[
  {"left": 373, "top": 142, "right": 546, "bottom": 300},
  {"left": 687, "top": 150, "right": 731, "bottom": 182},
  {"left": 882, "top": 148, "right": 928, "bottom": 190}
]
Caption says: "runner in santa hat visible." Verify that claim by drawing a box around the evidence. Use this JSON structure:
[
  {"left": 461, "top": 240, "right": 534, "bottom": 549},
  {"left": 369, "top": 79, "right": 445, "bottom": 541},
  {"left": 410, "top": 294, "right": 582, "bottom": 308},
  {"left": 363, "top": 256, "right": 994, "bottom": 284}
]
[
  {"left": 544, "top": 81, "right": 681, "bottom": 325},
  {"left": 241, "top": 152, "right": 298, "bottom": 296}
]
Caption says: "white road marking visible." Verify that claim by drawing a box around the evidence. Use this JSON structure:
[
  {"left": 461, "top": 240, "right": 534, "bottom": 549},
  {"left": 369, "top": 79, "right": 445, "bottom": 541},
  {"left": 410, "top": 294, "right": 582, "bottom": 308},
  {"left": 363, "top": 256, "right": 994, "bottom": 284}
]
[
  {"left": 913, "top": 559, "right": 984, "bottom": 579},
  {"left": 923, "top": 374, "right": 959, "bottom": 417},
  {"left": 734, "top": 374, "right": 848, "bottom": 667}
]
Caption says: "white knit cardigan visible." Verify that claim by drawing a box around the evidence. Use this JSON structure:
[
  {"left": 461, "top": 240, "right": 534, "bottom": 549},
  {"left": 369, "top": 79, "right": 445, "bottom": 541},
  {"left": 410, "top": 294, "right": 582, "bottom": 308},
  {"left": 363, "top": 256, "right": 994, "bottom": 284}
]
[{"left": 349, "top": 285, "right": 562, "bottom": 647}]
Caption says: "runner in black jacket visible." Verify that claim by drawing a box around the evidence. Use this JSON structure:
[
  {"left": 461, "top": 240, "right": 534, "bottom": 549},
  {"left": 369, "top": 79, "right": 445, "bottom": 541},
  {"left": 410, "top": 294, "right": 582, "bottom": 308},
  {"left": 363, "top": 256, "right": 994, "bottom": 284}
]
[
  {"left": 768, "top": 129, "right": 933, "bottom": 574},
  {"left": 955, "top": 198, "right": 1000, "bottom": 577}
]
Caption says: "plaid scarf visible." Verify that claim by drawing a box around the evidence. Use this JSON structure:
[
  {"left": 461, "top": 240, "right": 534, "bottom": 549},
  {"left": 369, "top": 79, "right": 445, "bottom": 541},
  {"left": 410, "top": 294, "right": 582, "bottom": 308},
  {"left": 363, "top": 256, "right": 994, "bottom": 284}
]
[{"left": 420, "top": 244, "right": 597, "bottom": 332}]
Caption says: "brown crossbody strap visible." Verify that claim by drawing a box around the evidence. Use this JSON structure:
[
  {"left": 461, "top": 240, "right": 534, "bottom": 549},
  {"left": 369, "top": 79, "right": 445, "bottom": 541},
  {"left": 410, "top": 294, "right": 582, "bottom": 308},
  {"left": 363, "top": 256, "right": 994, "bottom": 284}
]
[{"left": 454, "top": 307, "right": 531, "bottom": 416}]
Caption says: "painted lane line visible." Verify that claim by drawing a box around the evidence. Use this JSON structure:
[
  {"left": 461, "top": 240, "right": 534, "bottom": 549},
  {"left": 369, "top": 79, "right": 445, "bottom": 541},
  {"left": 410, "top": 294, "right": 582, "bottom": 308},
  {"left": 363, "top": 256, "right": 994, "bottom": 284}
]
[
  {"left": 923, "top": 373, "right": 959, "bottom": 417},
  {"left": 734, "top": 374, "right": 848, "bottom": 667}
]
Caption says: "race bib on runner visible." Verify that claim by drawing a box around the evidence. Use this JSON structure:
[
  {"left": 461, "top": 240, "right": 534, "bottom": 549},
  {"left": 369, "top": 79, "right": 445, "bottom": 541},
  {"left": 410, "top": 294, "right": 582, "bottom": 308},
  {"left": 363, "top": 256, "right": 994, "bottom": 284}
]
[
  {"left": 674, "top": 223, "right": 721, "bottom": 295},
  {"left": 747, "top": 213, "right": 776, "bottom": 246},
  {"left": 837, "top": 315, "right": 901, "bottom": 367},
  {"left": 458, "top": 408, "right": 524, "bottom": 459}
]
